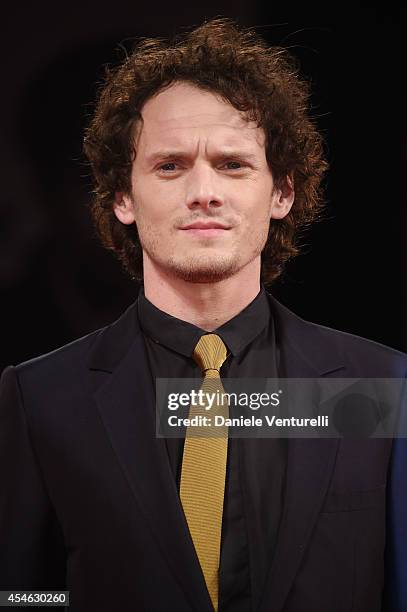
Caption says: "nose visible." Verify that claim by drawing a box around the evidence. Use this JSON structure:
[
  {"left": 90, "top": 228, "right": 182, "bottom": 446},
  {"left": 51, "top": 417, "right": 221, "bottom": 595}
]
[{"left": 185, "top": 163, "right": 224, "bottom": 211}]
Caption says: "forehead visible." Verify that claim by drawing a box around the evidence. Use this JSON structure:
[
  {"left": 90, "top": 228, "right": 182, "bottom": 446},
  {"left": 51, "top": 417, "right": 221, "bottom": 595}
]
[{"left": 136, "top": 81, "right": 265, "bottom": 150}]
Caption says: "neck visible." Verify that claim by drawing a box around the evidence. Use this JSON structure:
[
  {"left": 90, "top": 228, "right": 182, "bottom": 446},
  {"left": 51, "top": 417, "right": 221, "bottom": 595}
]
[{"left": 142, "top": 258, "right": 262, "bottom": 331}]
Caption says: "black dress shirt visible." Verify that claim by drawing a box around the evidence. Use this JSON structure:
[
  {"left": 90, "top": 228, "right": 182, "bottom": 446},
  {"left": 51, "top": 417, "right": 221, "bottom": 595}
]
[{"left": 137, "top": 283, "right": 287, "bottom": 611}]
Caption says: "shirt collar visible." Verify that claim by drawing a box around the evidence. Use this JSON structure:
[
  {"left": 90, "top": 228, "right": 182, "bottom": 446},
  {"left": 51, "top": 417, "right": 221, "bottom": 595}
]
[{"left": 137, "top": 283, "right": 271, "bottom": 358}]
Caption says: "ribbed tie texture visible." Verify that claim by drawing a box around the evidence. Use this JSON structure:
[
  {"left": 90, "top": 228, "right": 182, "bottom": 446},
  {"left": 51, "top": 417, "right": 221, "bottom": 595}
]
[{"left": 180, "top": 334, "right": 229, "bottom": 612}]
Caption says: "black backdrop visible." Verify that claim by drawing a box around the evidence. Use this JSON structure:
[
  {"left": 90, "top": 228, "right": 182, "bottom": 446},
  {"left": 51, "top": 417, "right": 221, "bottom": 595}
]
[{"left": 1, "top": 0, "right": 405, "bottom": 372}]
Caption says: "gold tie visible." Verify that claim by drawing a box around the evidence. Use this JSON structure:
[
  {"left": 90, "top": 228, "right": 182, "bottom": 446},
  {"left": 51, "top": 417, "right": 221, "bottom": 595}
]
[{"left": 180, "top": 334, "right": 229, "bottom": 612}]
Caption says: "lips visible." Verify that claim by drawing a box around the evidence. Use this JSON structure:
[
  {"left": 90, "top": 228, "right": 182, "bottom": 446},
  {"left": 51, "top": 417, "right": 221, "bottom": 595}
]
[{"left": 180, "top": 222, "right": 230, "bottom": 230}]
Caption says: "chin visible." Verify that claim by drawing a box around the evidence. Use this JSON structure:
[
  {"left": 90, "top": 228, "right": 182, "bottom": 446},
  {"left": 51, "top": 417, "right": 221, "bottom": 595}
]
[{"left": 166, "top": 258, "right": 240, "bottom": 284}]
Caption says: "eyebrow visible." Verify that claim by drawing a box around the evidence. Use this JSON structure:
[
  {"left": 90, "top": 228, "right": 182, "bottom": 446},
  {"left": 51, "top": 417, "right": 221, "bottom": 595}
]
[{"left": 145, "top": 149, "right": 261, "bottom": 165}]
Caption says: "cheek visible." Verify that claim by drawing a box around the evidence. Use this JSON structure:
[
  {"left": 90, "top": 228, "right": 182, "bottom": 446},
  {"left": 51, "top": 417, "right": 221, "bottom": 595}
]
[
  {"left": 133, "top": 193, "right": 166, "bottom": 228},
  {"left": 240, "top": 195, "right": 272, "bottom": 226},
  {"left": 136, "top": 181, "right": 180, "bottom": 221}
]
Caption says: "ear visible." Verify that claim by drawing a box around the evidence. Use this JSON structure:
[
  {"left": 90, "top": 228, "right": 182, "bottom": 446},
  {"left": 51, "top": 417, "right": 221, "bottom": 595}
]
[
  {"left": 269, "top": 173, "right": 295, "bottom": 220},
  {"left": 113, "top": 191, "right": 136, "bottom": 225}
]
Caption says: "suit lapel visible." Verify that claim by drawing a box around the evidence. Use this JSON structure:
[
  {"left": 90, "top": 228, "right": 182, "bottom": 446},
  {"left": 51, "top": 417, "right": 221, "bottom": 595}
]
[
  {"left": 88, "top": 302, "right": 213, "bottom": 612},
  {"left": 256, "top": 295, "right": 344, "bottom": 612}
]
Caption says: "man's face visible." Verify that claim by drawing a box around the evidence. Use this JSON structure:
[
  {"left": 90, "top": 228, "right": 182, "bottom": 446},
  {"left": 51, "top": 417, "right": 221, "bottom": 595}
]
[{"left": 114, "top": 81, "right": 294, "bottom": 283}]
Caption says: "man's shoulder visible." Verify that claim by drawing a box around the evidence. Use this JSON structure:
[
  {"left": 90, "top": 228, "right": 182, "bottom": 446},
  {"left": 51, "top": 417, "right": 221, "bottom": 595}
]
[
  {"left": 268, "top": 293, "right": 407, "bottom": 377},
  {"left": 12, "top": 300, "right": 139, "bottom": 386},
  {"left": 9, "top": 327, "right": 105, "bottom": 393},
  {"left": 307, "top": 316, "right": 407, "bottom": 369}
]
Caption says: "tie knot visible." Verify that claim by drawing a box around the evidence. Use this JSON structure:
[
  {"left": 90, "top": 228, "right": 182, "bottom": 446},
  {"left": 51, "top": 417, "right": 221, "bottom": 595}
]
[{"left": 192, "top": 334, "right": 228, "bottom": 375}]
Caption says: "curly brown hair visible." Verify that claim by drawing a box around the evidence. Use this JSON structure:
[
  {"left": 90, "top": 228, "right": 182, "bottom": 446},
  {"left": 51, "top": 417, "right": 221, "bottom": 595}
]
[{"left": 84, "top": 17, "right": 328, "bottom": 286}]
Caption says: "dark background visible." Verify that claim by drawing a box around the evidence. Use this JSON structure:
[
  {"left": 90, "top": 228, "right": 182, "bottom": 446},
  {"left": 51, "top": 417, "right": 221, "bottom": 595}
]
[{"left": 1, "top": 1, "right": 405, "bottom": 373}]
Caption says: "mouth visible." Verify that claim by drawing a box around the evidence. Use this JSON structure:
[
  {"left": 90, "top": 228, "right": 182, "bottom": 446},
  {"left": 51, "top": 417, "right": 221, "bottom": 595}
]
[{"left": 180, "top": 227, "right": 230, "bottom": 237}]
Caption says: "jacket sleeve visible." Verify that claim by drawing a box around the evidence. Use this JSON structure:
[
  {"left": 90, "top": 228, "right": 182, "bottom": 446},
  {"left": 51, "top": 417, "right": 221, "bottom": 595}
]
[
  {"left": 383, "top": 378, "right": 407, "bottom": 611},
  {"left": 0, "top": 365, "right": 66, "bottom": 591}
]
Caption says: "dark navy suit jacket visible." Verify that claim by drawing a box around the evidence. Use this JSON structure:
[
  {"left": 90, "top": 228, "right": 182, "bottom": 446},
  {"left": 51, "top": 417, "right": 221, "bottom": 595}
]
[{"left": 0, "top": 293, "right": 406, "bottom": 611}]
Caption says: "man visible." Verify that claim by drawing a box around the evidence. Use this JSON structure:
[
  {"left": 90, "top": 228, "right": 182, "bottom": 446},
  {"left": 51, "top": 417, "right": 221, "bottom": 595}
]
[{"left": 0, "top": 18, "right": 406, "bottom": 612}]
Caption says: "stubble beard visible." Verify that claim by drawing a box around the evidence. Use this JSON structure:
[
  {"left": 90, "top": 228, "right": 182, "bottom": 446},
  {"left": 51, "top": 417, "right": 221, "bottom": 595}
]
[
  {"left": 144, "top": 240, "right": 241, "bottom": 283},
  {"left": 138, "top": 222, "right": 270, "bottom": 284},
  {"left": 165, "top": 252, "right": 241, "bottom": 283}
]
